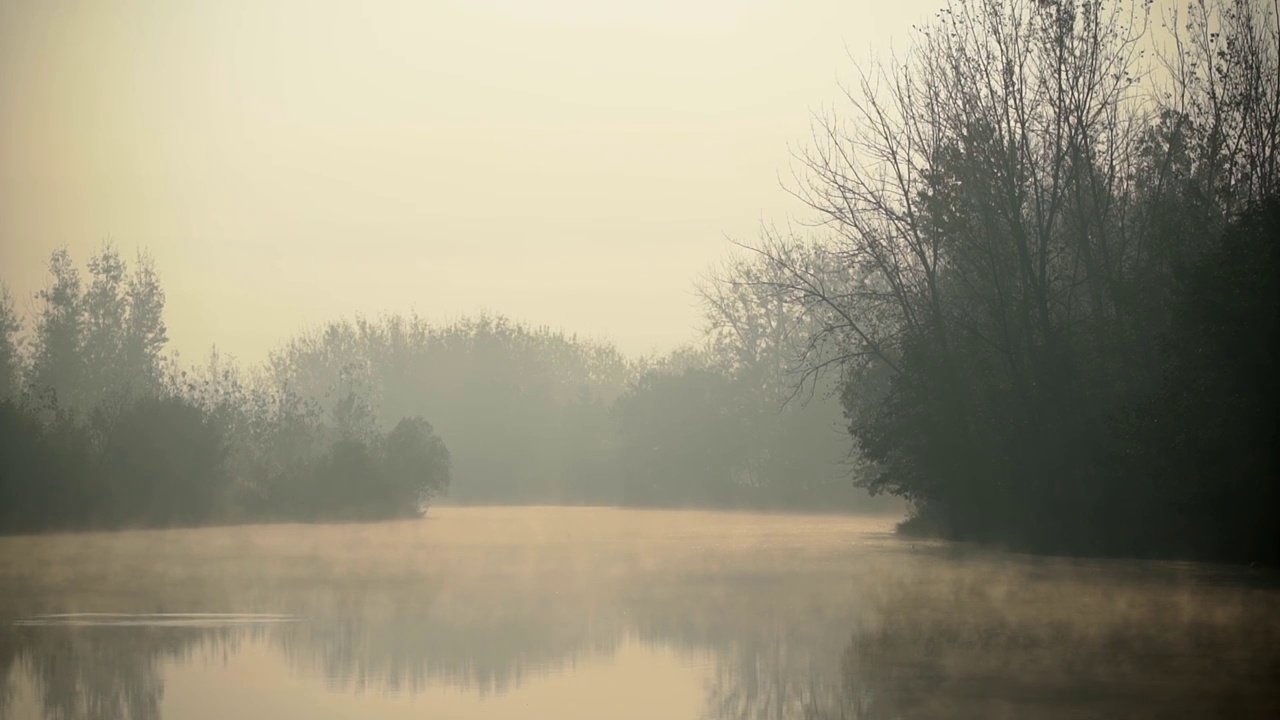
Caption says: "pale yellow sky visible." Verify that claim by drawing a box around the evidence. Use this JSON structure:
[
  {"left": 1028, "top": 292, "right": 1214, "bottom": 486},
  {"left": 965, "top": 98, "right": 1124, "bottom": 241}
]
[{"left": 1, "top": 0, "right": 940, "bottom": 362}]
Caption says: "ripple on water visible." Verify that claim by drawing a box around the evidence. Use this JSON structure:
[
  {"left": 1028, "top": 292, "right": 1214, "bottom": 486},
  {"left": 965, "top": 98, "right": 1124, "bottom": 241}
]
[{"left": 12, "top": 613, "right": 305, "bottom": 628}]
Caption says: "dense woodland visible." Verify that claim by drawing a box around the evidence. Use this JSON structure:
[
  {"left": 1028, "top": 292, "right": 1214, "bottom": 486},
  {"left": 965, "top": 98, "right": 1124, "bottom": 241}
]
[
  {"left": 0, "top": 249, "right": 454, "bottom": 530},
  {"left": 745, "top": 0, "right": 1279, "bottom": 562},
  {"left": 1, "top": 0, "right": 1276, "bottom": 564},
  {"left": 0, "top": 247, "right": 876, "bottom": 533}
]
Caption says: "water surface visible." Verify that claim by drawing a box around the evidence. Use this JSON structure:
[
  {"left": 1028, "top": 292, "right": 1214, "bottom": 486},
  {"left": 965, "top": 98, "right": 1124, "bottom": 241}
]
[{"left": 2, "top": 507, "right": 1277, "bottom": 719}]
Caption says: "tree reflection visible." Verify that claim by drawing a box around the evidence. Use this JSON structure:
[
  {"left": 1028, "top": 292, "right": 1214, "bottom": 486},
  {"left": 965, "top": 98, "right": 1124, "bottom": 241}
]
[
  {"left": 630, "top": 550, "right": 1280, "bottom": 720},
  {"left": 3, "top": 514, "right": 1279, "bottom": 720},
  {"left": 0, "top": 626, "right": 17, "bottom": 718},
  {"left": 829, "top": 561, "right": 1280, "bottom": 720},
  {"left": 702, "top": 635, "right": 846, "bottom": 720},
  {"left": 8, "top": 624, "right": 250, "bottom": 720},
  {"left": 270, "top": 582, "right": 621, "bottom": 697}
]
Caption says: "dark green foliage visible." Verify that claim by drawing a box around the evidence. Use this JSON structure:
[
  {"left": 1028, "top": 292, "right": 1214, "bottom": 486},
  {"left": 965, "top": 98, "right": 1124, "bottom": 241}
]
[
  {"left": 265, "top": 313, "right": 628, "bottom": 505},
  {"left": 258, "top": 418, "right": 451, "bottom": 522},
  {"left": 6, "top": 233, "right": 893, "bottom": 528},
  {"left": 0, "top": 401, "right": 91, "bottom": 533},
  {"left": 97, "top": 397, "right": 229, "bottom": 527},
  {"left": 0, "top": 285, "right": 20, "bottom": 401},
  {"left": 614, "top": 368, "right": 748, "bottom": 506},
  {"left": 300, "top": 438, "right": 385, "bottom": 520},
  {"left": 382, "top": 416, "right": 451, "bottom": 511},
  {"left": 0, "top": 396, "right": 226, "bottom": 533},
  {"left": 844, "top": 195, "right": 1280, "bottom": 563},
  {"left": 29, "top": 249, "right": 85, "bottom": 411},
  {"left": 611, "top": 361, "right": 880, "bottom": 511},
  {"left": 0, "top": 386, "right": 451, "bottom": 533},
  {"left": 1124, "top": 200, "right": 1280, "bottom": 562},
  {"left": 2, "top": 250, "right": 458, "bottom": 534},
  {"left": 760, "top": 0, "right": 1280, "bottom": 562}
]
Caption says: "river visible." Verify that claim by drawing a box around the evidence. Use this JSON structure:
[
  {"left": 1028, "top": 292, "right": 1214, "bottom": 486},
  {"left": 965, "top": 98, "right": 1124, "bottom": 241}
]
[{"left": 1, "top": 507, "right": 1277, "bottom": 719}]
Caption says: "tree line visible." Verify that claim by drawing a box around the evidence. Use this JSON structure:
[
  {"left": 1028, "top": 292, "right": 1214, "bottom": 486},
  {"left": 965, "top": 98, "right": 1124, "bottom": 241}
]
[
  {"left": 0, "top": 248, "right": 888, "bottom": 534},
  {"left": 0, "top": 249, "right": 451, "bottom": 532},
  {"left": 745, "top": 0, "right": 1279, "bottom": 562},
  {"left": 6, "top": 0, "right": 1272, "bottom": 565}
]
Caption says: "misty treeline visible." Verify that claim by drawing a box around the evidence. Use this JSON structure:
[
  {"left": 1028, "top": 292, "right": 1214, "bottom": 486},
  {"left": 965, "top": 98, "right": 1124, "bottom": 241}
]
[
  {"left": 738, "top": 0, "right": 1279, "bottom": 562},
  {"left": 3, "top": 0, "right": 1274, "bottom": 566},
  {"left": 0, "top": 248, "right": 880, "bottom": 533},
  {"left": 261, "top": 302, "right": 869, "bottom": 510},
  {"left": 0, "top": 249, "right": 452, "bottom": 531}
]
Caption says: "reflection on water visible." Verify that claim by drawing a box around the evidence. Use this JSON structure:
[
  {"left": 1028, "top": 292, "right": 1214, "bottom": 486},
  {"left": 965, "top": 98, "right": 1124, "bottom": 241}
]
[
  {"left": 4, "top": 623, "right": 256, "bottom": 720},
  {"left": 2, "top": 508, "right": 1278, "bottom": 719}
]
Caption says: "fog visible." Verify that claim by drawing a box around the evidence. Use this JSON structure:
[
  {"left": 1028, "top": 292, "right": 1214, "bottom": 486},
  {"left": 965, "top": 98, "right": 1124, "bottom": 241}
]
[
  {"left": 2, "top": 0, "right": 1279, "bottom": 718},
  {"left": 3, "top": 510, "right": 1278, "bottom": 719},
  {"left": 1, "top": 0, "right": 935, "bottom": 360}
]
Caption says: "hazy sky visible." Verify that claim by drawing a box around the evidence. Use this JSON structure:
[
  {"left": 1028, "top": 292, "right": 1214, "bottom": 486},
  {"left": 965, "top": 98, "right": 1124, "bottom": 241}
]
[{"left": 1, "top": 0, "right": 939, "bottom": 362}]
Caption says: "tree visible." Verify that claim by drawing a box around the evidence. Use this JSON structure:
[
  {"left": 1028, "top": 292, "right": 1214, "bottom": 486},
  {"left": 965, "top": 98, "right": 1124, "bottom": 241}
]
[
  {"left": 0, "top": 399, "right": 93, "bottom": 533},
  {"left": 98, "top": 396, "right": 230, "bottom": 526},
  {"left": 124, "top": 250, "right": 169, "bottom": 392},
  {"left": 698, "top": 250, "right": 804, "bottom": 402},
  {"left": 0, "top": 284, "right": 20, "bottom": 402},
  {"left": 29, "top": 249, "right": 85, "bottom": 412},
  {"left": 23, "top": 246, "right": 172, "bottom": 416},
  {"left": 1132, "top": 199, "right": 1280, "bottom": 562},
  {"left": 612, "top": 366, "right": 750, "bottom": 506},
  {"left": 382, "top": 416, "right": 451, "bottom": 514},
  {"left": 738, "top": 0, "right": 1277, "bottom": 556},
  {"left": 697, "top": 250, "right": 887, "bottom": 510},
  {"left": 264, "top": 313, "right": 627, "bottom": 504},
  {"left": 3, "top": 248, "right": 468, "bottom": 531},
  {"left": 81, "top": 245, "right": 130, "bottom": 410}
]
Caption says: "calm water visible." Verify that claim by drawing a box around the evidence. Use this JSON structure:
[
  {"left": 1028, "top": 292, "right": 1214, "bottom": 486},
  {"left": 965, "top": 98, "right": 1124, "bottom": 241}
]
[{"left": 1, "top": 507, "right": 1278, "bottom": 719}]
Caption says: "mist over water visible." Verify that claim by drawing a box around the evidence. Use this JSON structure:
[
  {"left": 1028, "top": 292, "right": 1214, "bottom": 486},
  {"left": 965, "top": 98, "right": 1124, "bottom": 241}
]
[
  {"left": 3, "top": 0, "right": 1280, "bottom": 716},
  {"left": 3, "top": 508, "right": 1278, "bottom": 720}
]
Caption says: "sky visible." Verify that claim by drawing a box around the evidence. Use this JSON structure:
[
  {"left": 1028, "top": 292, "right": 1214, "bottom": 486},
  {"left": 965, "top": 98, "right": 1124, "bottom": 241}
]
[{"left": 1, "top": 0, "right": 940, "bottom": 363}]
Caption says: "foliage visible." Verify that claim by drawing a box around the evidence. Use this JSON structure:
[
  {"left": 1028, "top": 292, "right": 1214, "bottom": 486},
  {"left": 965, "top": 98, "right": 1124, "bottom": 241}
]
[
  {"left": 264, "top": 313, "right": 629, "bottom": 504},
  {"left": 2, "top": 251, "right": 456, "bottom": 533},
  {"left": 748, "top": 0, "right": 1279, "bottom": 561},
  {"left": 1125, "top": 199, "right": 1280, "bottom": 561},
  {"left": 96, "top": 396, "right": 230, "bottom": 527},
  {"left": 613, "top": 366, "right": 749, "bottom": 506},
  {"left": 0, "top": 400, "right": 91, "bottom": 533},
  {"left": 0, "top": 284, "right": 20, "bottom": 402},
  {"left": 382, "top": 416, "right": 452, "bottom": 511}
]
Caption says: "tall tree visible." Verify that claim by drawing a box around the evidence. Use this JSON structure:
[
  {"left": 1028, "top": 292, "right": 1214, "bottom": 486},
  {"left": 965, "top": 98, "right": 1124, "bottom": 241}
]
[
  {"left": 29, "top": 249, "right": 85, "bottom": 412},
  {"left": 124, "top": 250, "right": 169, "bottom": 393},
  {"left": 81, "top": 245, "right": 130, "bottom": 409},
  {"left": 0, "top": 284, "right": 20, "bottom": 402},
  {"left": 696, "top": 249, "right": 877, "bottom": 508},
  {"left": 741, "top": 0, "right": 1278, "bottom": 553}
]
